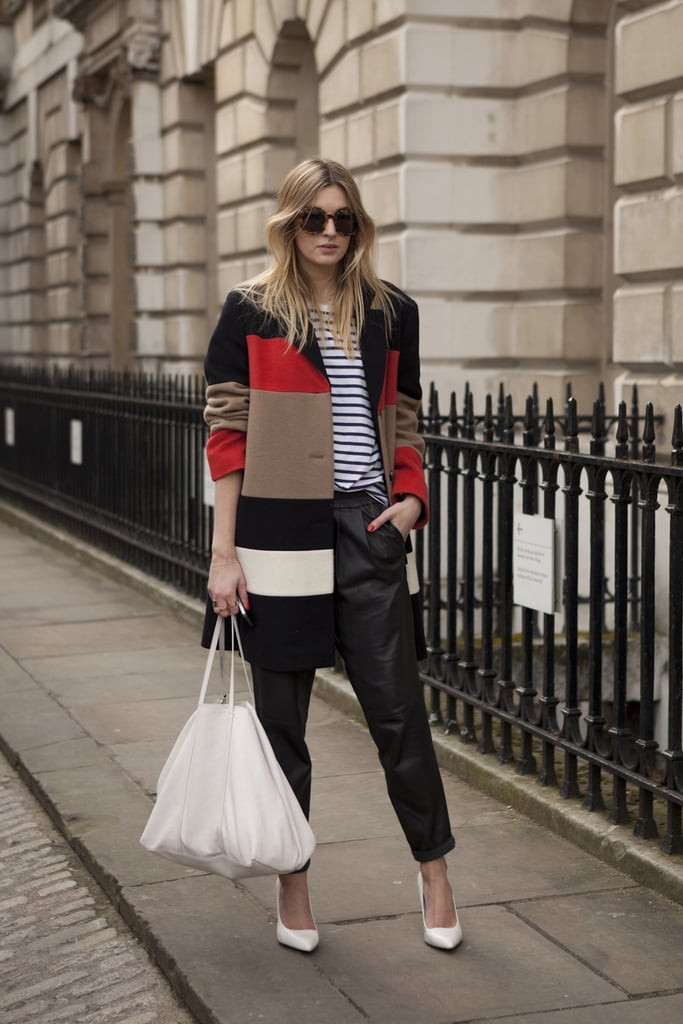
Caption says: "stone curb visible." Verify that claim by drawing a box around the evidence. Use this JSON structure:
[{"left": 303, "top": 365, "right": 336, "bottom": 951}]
[{"left": 2, "top": 498, "right": 682, "bottom": 911}]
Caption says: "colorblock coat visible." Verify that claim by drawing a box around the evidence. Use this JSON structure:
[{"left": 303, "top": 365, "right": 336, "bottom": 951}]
[{"left": 201, "top": 284, "right": 429, "bottom": 670}]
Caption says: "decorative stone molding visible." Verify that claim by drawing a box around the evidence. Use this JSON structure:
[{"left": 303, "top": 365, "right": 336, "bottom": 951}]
[
  {"left": 72, "top": 52, "right": 130, "bottom": 108},
  {"left": 72, "top": 24, "right": 160, "bottom": 108},
  {"left": 124, "top": 26, "right": 161, "bottom": 75}
]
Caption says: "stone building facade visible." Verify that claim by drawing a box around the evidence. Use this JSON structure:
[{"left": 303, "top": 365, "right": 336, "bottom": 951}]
[{"left": 0, "top": 0, "right": 682, "bottom": 421}]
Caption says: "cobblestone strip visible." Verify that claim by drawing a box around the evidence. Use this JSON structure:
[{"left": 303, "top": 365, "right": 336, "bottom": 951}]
[{"left": 0, "top": 756, "right": 195, "bottom": 1024}]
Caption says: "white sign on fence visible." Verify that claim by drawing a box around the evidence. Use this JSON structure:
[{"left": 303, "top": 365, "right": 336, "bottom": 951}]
[
  {"left": 70, "top": 419, "right": 83, "bottom": 465},
  {"left": 513, "top": 513, "right": 559, "bottom": 615},
  {"left": 4, "top": 408, "right": 15, "bottom": 446}
]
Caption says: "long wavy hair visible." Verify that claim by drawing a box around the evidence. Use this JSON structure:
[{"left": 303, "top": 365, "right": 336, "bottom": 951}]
[{"left": 239, "top": 158, "right": 396, "bottom": 356}]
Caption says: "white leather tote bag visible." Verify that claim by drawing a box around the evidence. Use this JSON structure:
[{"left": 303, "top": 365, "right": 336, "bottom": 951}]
[{"left": 140, "top": 616, "right": 316, "bottom": 878}]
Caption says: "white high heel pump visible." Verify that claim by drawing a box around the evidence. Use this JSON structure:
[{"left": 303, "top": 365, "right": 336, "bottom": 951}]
[
  {"left": 276, "top": 878, "right": 319, "bottom": 953},
  {"left": 417, "top": 871, "right": 463, "bottom": 951}
]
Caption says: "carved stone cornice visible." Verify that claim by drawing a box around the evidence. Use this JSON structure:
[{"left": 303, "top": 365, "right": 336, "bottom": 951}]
[
  {"left": 72, "top": 23, "right": 160, "bottom": 108},
  {"left": 72, "top": 51, "right": 130, "bottom": 109},
  {"left": 124, "top": 25, "right": 161, "bottom": 76}
]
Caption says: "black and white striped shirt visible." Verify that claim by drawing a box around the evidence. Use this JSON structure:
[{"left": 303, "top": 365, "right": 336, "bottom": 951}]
[{"left": 309, "top": 306, "right": 387, "bottom": 504}]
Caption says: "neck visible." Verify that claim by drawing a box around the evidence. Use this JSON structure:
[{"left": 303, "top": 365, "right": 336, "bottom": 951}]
[{"left": 305, "top": 269, "right": 338, "bottom": 307}]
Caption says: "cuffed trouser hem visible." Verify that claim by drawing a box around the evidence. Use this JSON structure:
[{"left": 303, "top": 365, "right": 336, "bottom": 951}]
[{"left": 411, "top": 834, "right": 456, "bottom": 863}]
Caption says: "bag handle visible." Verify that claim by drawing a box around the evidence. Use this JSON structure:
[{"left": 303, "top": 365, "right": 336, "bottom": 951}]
[{"left": 197, "top": 615, "right": 253, "bottom": 707}]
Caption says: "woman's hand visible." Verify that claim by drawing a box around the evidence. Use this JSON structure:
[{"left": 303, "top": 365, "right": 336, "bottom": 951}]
[
  {"left": 208, "top": 559, "right": 249, "bottom": 617},
  {"left": 367, "top": 494, "right": 422, "bottom": 541}
]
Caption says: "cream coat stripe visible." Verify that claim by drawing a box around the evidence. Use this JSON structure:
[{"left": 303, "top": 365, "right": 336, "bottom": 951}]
[{"left": 236, "top": 547, "right": 334, "bottom": 597}]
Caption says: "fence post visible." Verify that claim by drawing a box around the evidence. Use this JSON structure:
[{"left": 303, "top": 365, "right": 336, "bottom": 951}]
[{"left": 634, "top": 404, "right": 660, "bottom": 839}]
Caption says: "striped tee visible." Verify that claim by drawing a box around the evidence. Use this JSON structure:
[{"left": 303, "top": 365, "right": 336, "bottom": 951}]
[{"left": 309, "top": 306, "right": 387, "bottom": 505}]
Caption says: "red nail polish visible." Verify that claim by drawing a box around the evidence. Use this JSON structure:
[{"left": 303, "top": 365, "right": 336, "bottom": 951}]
[{"left": 368, "top": 524, "right": 375, "bottom": 532}]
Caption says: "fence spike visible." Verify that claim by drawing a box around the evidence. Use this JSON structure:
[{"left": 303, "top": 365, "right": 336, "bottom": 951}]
[
  {"left": 643, "top": 402, "right": 656, "bottom": 462},
  {"left": 565, "top": 395, "right": 579, "bottom": 452},
  {"left": 524, "top": 395, "right": 534, "bottom": 444},
  {"left": 464, "top": 388, "right": 475, "bottom": 439},
  {"left": 503, "top": 394, "right": 514, "bottom": 444},
  {"left": 591, "top": 398, "right": 606, "bottom": 456},
  {"left": 429, "top": 383, "right": 440, "bottom": 433},
  {"left": 448, "top": 392, "right": 458, "bottom": 438},
  {"left": 544, "top": 396, "right": 555, "bottom": 450},
  {"left": 672, "top": 405, "right": 683, "bottom": 466},
  {"left": 616, "top": 400, "right": 629, "bottom": 457},
  {"left": 483, "top": 393, "right": 493, "bottom": 442}
]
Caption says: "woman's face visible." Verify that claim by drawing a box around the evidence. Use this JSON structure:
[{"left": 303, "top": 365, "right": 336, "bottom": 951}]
[{"left": 293, "top": 185, "right": 353, "bottom": 280}]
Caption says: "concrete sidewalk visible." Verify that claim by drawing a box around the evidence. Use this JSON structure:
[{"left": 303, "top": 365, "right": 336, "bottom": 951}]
[{"left": 1, "top": 507, "right": 683, "bottom": 1024}]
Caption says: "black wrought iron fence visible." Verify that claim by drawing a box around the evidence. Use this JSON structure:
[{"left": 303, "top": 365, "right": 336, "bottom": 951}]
[
  {"left": 0, "top": 366, "right": 211, "bottom": 598},
  {"left": 0, "top": 365, "right": 681, "bottom": 856},
  {"left": 416, "top": 385, "right": 683, "bottom": 857}
]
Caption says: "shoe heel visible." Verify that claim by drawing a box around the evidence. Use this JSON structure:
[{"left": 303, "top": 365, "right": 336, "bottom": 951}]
[
  {"left": 276, "top": 878, "right": 319, "bottom": 953},
  {"left": 417, "top": 871, "right": 463, "bottom": 951}
]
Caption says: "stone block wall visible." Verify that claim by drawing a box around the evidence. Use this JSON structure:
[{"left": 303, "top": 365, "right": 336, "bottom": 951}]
[
  {"left": 613, "top": 0, "right": 683, "bottom": 433},
  {"left": 0, "top": 10, "right": 81, "bottom": 366}
]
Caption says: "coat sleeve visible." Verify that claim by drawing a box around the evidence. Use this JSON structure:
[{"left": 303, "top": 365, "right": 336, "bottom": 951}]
[
  {"left": 392, "top": 294, "right": 429, "bottom": 527},
  {"left": 203, "top": 290, "right": 251, "bottom": 481}
]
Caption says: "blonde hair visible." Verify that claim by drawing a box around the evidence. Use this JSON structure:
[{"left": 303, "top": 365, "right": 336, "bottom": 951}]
[{"left": 239, "top": 158, "right": 396, "bottom": 356}]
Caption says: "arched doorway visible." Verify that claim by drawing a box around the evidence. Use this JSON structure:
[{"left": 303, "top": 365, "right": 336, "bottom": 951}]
[{"left": 267, "top": 19, "right": 319, "bottom": 169}]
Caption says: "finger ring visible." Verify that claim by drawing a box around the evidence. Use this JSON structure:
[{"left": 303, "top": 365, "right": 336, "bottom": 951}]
[{"left": 228, "top": 601, "right": 238, "bottom": 609}]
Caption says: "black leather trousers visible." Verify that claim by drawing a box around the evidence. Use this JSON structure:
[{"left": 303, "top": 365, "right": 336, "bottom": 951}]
[{"left": 251, "top": 490, "right": 455, "bottom": 864}]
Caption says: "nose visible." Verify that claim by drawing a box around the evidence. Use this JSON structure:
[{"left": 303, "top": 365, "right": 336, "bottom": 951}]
[{"left": 322, "top": 214, "right": 337, "bottom": 236}]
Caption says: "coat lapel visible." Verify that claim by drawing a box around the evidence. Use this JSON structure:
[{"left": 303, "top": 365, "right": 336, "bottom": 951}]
[
  {"left": 360, "top": 305, "right": 387, "bottom": 414},
  {"left": 299, "top": 321, "right": 328, "bottom": 381}
]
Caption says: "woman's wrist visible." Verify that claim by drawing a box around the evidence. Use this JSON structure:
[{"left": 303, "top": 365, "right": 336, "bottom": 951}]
[{"left": 210, "top": 549, "right": 239, "bottom": 565}]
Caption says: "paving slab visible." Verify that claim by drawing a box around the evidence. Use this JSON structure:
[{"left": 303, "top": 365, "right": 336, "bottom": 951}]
[
  {"left": 2, "top": 595, "right": 160, "bottom": 626},
  {"left": 0, "top": 614, "right": 195, "bottom": 659},
  {"left": 513, "top": 887, "right": 683, "bottom": 994},
  {"left": 312, "top": 907, "right": 624, "bottom": 1024},
  {"left": 0, "top": 690, "right": 87, "bottom": 750},
  {"left": 452, "top": 819, "right": 637, "bottom": 905},
  {"left": 109, "top": 738, "right": 182, "bottom": 794},
  {"left": 69, "top": 697, "right": 198, "bottom": 746},
  {"left": 122, "top": 876, "right": 368, "bottom": 1024},
  {"left": 19, "top": 644, "right": 207, "bottom": 684},
  {"left": 0, "top": 648, "right": 39, "bottom": 693},
  {"left": 19, "top": 735, "right": 104, "bottom": 774},
  {"left": 500, "top": 994, "right": 683, "bottom": 1024},
  {"left": 42, "top": 668, "right": 203, "bottom": 706}
]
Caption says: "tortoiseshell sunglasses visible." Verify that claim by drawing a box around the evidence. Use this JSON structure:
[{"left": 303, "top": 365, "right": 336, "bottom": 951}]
[{"left": 298, "top": 206, "right": 357, "bottom": 236}]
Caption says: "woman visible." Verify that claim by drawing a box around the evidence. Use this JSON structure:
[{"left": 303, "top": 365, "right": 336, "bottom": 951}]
[{"left": 203, "top": 158, "right": 461, "bottom": 953}]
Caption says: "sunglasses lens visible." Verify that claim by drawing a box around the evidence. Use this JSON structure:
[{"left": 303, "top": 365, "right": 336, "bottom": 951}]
[
  {"left": 334, "top": 210, "right": 355, "bottom": 235},
  {"left": 300, "top": 208, "right": 327, "bottom": 233}
]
